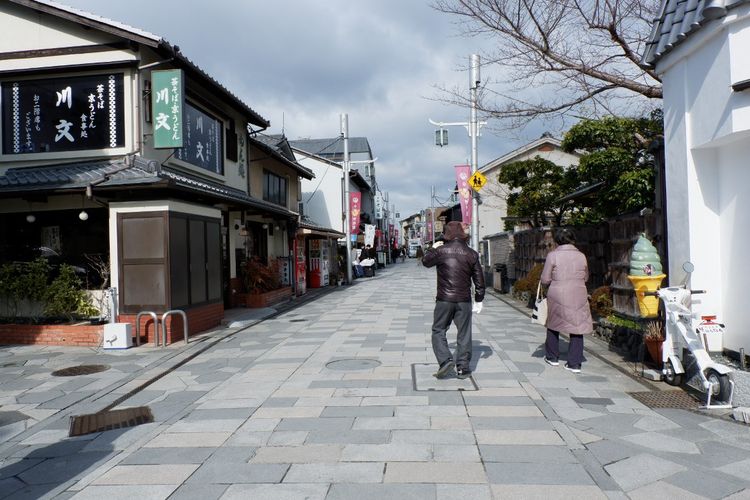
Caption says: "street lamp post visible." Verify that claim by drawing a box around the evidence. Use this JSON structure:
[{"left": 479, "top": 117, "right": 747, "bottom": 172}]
[
  {"left": 340, "top": 113, "right": 378, "bottom": 285},
  {"left": 429, "top": 54, "right": 485, "bottom": 251},
  {"left": 341, "top": 114, "right": 352, "bottom": 286}
]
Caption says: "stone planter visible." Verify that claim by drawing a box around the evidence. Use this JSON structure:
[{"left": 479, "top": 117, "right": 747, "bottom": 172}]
[{"left": 239, "top": 287, "right": 293, "bottom": 308}]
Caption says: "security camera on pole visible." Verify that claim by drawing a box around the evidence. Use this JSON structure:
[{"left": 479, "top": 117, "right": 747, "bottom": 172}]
[{"left": 429, "top": 54, "right": 486, "bottom": 251}]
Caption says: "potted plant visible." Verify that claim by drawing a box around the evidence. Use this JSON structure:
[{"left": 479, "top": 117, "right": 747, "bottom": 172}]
[
  {"left": 239, "top": 257, "right": 292, "bottom": 307},
  {"left": 643, "top": 320, "right": 665, "bottom": 366}
]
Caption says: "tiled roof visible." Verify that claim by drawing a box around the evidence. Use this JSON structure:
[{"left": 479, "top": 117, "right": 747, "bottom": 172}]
[
  {"left": 289, "top": 137, "right": 372, "bottom": 157},
  {"left": 0, "top": 157, "right": 158, "bottom": 191},
  {"left": 0, "top": 157, "right": 298, "bottom": 218},
  {"left": 298, "top": 219, "right": 345, "bottom": 238},
  {"left": 641, "top": 0, "right": 749, "bottom": 68},
  {"left": 251, "top": 134, "right": 315, "bottom": 180}
]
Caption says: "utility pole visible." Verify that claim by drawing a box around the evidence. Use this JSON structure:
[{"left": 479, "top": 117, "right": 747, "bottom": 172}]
[
  {"left": 469, "top": 54, "right": 480, "bottom": 252},
  {"left": 428, "top": 54, "right": 485, "bottom": 251},
  {"left": 341, "top": 113, "right": 352, "bottom": 285},
  {"left": 430, "top": 185, "right": 435, "bottom": 244}
]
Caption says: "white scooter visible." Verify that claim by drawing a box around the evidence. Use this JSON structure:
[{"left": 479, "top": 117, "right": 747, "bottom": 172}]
[{"left": 645, "top": 262, "right": 734, "bottom": 409}]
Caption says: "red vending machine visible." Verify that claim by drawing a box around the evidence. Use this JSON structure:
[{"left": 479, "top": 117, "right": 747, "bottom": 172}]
[
  {"left": 308, "top": 240, "right": 329, "bottom": 288},
  {"left": 295, "top": 236, "right": 306, "bottom": 295}
]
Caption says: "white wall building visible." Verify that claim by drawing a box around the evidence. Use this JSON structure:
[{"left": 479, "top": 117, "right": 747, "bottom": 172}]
[{"left": 642, "top": 0, "right": 750, "bottom": 352}]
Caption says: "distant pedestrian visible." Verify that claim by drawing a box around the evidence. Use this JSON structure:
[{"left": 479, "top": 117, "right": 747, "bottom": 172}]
[
  {"left": 540, "top": 228, "right": 593, "bottom": 373},
  {"left": 415, "top": 245, "right": 424, "bottom": 265},
  {"left": 423, "top": 222, "right": 485, "bottom": 379},
  {"left": 400, "top": 246, "right": 406, "bottom": 263}
]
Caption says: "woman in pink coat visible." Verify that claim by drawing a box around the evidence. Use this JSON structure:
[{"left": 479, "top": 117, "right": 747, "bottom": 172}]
[{"left": 540, "top": 228, "right": 593, "bottom": 373}]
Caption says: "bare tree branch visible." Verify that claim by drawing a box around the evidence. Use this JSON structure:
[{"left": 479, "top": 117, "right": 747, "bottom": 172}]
[{"left": 432, "top": 0, "right": 662, "bottom": 129}]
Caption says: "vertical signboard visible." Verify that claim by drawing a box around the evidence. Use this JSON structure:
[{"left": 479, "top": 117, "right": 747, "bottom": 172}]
[
  {"left": 151, "top": 69, "right": 184, "bottom": 149},
  {"left": 349, "top": 192, "right": 361, "bottom": 235}
]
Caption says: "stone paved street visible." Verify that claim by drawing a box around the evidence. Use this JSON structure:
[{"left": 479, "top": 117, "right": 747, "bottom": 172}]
[{"left": 1, "top": 261, "right": 749, "bottom": 499}]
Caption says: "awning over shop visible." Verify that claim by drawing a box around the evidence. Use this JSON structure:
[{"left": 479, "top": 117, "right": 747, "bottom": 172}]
[{"left": 298, "top": 219, "right": 345, "bottom": 239}]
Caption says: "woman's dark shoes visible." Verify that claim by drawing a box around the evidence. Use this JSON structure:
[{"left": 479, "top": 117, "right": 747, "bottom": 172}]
[
  {"left": 456, "top": 367, "right": 472, "bottom": 379},
  {"left": 433, "top": 360, "right": 455, "bottom": 379},
  {"left": 544, "top": 357, "right": 559, "bottom": 366},
  {"left": 564, "top": 363, "right": 581, "bottom": 373}
]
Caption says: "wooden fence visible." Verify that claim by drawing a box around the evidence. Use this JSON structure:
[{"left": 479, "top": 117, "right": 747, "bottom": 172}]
[{"left": 512, "top": 210, "right": 665, "bottom": 318}]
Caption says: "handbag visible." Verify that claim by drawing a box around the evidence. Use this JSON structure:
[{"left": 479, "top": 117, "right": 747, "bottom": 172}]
[{"left": 531, "top": 281, "right": 548, "bottom": 325}]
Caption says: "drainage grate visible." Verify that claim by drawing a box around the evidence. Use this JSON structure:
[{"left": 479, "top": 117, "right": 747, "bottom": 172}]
[
  {"left": 628, "top": 390, "right": 700, "bottom": 409},
  {"left": 52, "top": 364, "right": 110, "bottom": 377},
  {"left": 69, "top": 406, "right": 154, "bottom": 437}
]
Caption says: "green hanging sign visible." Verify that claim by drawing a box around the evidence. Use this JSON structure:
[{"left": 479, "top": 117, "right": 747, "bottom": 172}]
[{"left": 151, "top": 69, "right": 184, "bottom": 149}]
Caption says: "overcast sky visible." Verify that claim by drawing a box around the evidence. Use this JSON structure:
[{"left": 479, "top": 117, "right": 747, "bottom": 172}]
[{"left": 61, "top": 0, "right": 553, "bottom": 219}]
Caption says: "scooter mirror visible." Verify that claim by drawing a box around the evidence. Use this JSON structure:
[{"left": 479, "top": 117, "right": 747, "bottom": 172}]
[{"left": 682, "top": 261, "right": 695, "bottom": 273}]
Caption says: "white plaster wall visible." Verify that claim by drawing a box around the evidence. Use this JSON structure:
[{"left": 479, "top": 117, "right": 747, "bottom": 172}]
[
  {"left": 657, "top": 8, "right": 750, "bottom": 352},
  {"left": 298, "top": 155, "right": 344, "bottom": 232}
]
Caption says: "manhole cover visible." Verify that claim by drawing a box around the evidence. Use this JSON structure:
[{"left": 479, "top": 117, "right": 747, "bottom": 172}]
[
  {"left": 289, "top": 319, "right": 308, "bottom": 322},
  {"left": 628, "top": 390, "right": 700, "bottom": 409},
  {"left": 69, "top": 406, "right": 153, "bottom": 437},
  {"left": 326, "top": 359, "right": 381, "bottom": 370},
  {"left": 52, "top": 364, "right": 110, "bottom": 377}
]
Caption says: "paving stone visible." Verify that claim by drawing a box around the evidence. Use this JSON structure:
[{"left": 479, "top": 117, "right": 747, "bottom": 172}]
[
  {"left": 0, "top": 476, "right": 25, "bottom": 498},
  {"left": 92, "top": 464, "right": 199, "bottom": 485},
  {"left": 384, "top": 462, "right": 486, "bottom": 483},
  {"left": 187, "top": 462, "right": 288, "bottom": 484},
  {"left": 327, "top": 483, "right": 435, "bottom": 500},
  {"left": 342, "top": 443, "right": 432, "bottom": 462},
  {"left": 275, "top": 417, "right": 353, "bottom": 431},
  {"left": 305, "top": 429, "right": 390, "bottom": 444},
  {"left": 479, "top": 445, "right": 577, "bottom": 463},
  {"left": 221, "top": 483, "right": 328, "bottom": 500},
  {"left": 66, "top": 484, "right": 178, "bottom": 499},
  {"left": 18, "top": 451, "right": 112, "bottom": 485},
  {"left": 144, "top": 432, "right": 231, "bottom": 448},
  {"left": 604, "top": 453, "right": 686, "bottom": 491},
  {"left": 250, "top": 444, "right": 342, "bottom": 463},
  {"left": 621, "top": 431, "right": 701, "bottom": 454},
  {"left": 666, "top": 469, "right": 747, "bottom": 498},
  {"left": 475, "top": 429, "right": 564, "bottom": 445},
  {"left": 320, "top": 406, "right": 394, "bottom": 417},
  {"left": 284, "top": 462, "right": 384, "bottom": 483},
  {"left": 470, "top": 416, "right": 553, "bottom": 430},
  {"left": 490, "top": 484, "right": 607, "bottom": 499},
  {"left": 485, "top": 462, "right": 594, "bottom": 485},
  {"left": 719, "top": 458, "right": 750, "bottom": 481},
  {"left": 120, "top": 447, "right": 215, "bottom": 465},
  {"left": 166, "top": 482, "right": 227, "bottom": 500}
]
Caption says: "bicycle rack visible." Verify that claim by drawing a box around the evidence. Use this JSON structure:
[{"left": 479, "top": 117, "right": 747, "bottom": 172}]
[
  {"left": 135, "top": 311, "right": 159, "bottom": 347},
  {"left": 161, "top": 309, "right": 188, "bottom": 346}
]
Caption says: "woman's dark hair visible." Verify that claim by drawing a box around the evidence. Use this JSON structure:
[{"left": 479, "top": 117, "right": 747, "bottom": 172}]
[{"left": 553, "top": 228, "right": 576, "bottom": 245}]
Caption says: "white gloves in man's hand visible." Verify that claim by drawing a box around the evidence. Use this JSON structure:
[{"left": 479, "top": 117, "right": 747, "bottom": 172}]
[{"left": 472, "top": 302, "right": 483, "bottom": 314}]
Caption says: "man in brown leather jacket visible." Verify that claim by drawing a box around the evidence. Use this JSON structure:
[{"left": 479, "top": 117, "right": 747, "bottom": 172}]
[{"left": 422, "top": 221, "right": 485, "bottom": 379}]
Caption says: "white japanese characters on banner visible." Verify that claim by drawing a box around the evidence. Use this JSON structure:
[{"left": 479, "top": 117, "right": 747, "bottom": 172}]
[
  {"left": 374, "top": 193, "right": 384, "bottom": 219},
  {"left": 364, "top": 224, "right": 376, "bottom": 247}
]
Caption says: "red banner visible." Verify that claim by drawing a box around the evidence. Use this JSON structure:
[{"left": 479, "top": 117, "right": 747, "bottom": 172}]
[
  {"left": 349, "top": 192, "right": 361, "bottom": 234},
  {"left": 455, "top": 165, "right": 472, "bottom": 224}
]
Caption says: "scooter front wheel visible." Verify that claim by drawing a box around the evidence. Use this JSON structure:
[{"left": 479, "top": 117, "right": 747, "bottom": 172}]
[
  {"left": 664, "top": 359, "right": 683, "bottom": 386},
  {"left": 706, "top": 369, "right": 731, "bottom": 402}
]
